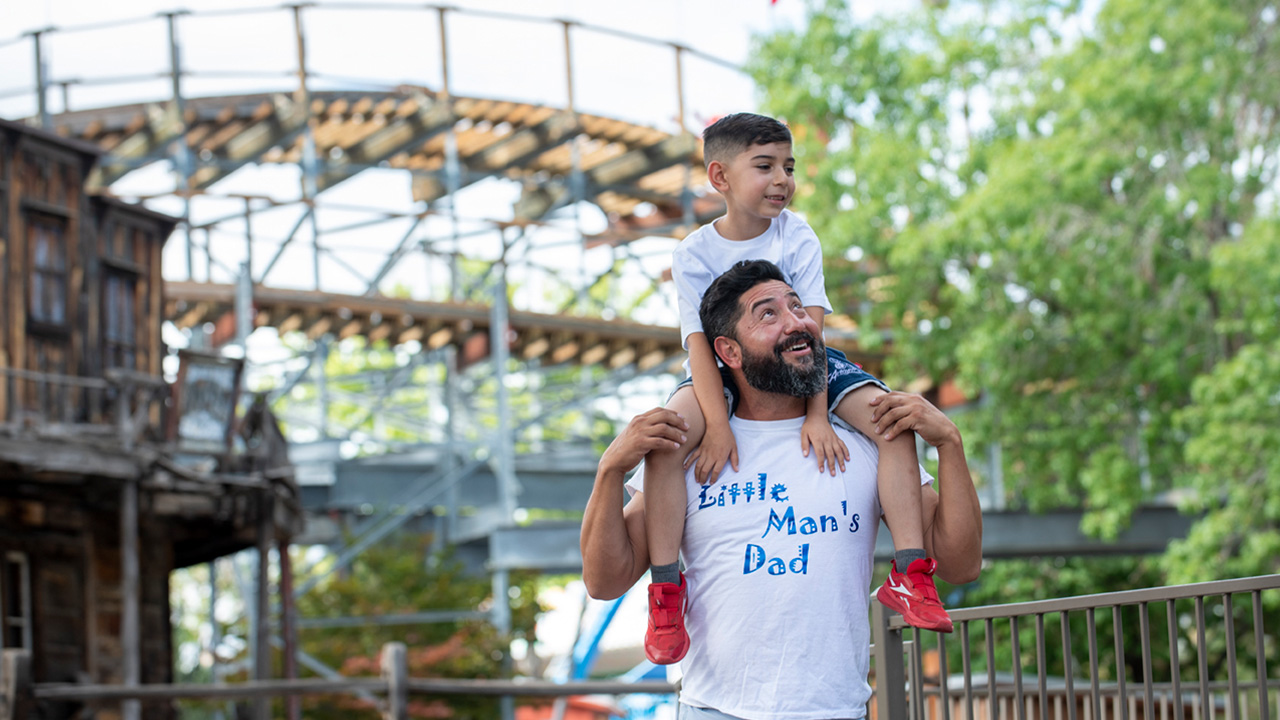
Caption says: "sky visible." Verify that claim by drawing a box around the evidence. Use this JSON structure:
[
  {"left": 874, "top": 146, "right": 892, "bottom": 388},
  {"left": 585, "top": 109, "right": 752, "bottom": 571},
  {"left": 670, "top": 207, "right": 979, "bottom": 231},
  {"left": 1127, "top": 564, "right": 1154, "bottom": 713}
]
[
  {"left": 2, "top": 0, "right": 820, "bottom": 126},
  {"left": 0, "top": 0, "right": 830, "bottom": 300}
]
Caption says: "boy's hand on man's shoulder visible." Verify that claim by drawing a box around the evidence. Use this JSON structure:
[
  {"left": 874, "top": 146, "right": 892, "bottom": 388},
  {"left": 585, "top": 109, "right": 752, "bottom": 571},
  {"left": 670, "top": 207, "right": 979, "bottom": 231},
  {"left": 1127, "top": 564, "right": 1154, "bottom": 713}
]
[
  {"left": 801, "top": 415, "right": 850, "bottom": 475},
  {"left": 684, "top": 423, "right": 739, "bottom": 485}
]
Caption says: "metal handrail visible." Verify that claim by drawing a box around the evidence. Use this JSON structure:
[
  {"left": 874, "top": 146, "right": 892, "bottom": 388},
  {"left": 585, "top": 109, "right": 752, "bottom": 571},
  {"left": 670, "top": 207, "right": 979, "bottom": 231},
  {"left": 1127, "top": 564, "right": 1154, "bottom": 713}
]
[
  {"left": 13, "top": 642, "right": 675, "bottom": 720},
  {"left": 873, "top": 574, "right": 1280, "bottom": 720},
  {"left": 890, "top": 574, "right": 1280, "bottom": 629}
]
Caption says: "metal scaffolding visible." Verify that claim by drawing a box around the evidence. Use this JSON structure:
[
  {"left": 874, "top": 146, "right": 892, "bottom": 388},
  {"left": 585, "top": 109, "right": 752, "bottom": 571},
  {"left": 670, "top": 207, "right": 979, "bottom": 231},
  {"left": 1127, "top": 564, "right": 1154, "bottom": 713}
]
[{"left": 0, "top": 5, "right": 780, "bottom": 713}]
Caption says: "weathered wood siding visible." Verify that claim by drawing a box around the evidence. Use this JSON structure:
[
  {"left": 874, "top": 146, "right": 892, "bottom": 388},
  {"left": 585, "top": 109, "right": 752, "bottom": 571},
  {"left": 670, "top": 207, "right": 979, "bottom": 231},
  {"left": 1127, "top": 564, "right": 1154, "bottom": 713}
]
[
  {"left": 0, "top": 122, "right": 172, "bottom": 426},
  {"left": 0, "top": 122, "right": 179, "bottom": 720}
]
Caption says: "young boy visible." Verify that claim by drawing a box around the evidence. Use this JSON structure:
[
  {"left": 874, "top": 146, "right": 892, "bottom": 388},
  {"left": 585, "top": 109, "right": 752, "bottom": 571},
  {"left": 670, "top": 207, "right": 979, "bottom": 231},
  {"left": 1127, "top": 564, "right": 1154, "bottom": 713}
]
[{"left": 643, "top": 113, "right": 953, "bottom": 665}]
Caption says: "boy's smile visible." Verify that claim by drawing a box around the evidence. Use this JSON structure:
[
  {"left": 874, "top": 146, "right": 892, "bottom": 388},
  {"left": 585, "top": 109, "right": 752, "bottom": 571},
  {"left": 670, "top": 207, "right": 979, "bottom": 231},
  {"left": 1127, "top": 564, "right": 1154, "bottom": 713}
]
[{"left": 710, "top": 140, "right": 796, "bottom": 239}]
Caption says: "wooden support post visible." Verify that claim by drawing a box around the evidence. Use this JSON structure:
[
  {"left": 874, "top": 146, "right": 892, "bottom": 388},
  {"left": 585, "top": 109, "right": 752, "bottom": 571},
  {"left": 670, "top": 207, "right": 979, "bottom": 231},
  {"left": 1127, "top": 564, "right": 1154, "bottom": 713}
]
[
  {"left": 279, "top": 538, "right": 301, "bottom": 720},
  {"left": 382, "top": 642, "right": 408, "bottom": 720},
  {"left": 0, "top": 351, "right": 8, "bottom": 423},
  {"left": 121, "top": 479, "right": 141, "bottom": 720},
  {"left": 251, "top": 491, "right": 273, "bottom": 720}
]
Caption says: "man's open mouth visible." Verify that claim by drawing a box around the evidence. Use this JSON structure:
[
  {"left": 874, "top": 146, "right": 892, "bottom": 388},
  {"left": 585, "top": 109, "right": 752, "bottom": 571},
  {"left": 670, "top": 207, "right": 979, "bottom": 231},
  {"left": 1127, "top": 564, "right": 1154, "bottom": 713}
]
[{"left": 778, "top": 333, "right": 815, "bottom": 358}]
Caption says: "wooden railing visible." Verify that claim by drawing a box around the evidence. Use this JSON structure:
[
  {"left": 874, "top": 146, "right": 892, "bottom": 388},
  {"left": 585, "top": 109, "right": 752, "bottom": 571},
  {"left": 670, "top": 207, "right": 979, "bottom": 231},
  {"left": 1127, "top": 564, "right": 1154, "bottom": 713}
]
[
  {"left": 0, "top": 366, "right": 168, "bottom": 447},
  {"left": 3, "top": 643, "right": 675, "bottom": 720}
]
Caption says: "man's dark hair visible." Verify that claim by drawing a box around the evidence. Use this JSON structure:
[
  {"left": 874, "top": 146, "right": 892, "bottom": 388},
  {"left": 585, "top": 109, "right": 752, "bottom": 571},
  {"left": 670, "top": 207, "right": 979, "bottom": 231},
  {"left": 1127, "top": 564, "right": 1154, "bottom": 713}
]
[
  {"left": 699, "top": 259, "right": 789, "bottom": 358},
  {"left": 702, "top": 113, "right": 791, "bottom": 167}
]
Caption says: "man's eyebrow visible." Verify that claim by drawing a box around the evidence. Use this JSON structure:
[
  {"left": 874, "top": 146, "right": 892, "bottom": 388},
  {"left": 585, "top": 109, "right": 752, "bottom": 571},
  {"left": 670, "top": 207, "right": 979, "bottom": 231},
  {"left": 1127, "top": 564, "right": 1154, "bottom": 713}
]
[{"left": 749, "top": 291, "right": 801, "bottom": 314}]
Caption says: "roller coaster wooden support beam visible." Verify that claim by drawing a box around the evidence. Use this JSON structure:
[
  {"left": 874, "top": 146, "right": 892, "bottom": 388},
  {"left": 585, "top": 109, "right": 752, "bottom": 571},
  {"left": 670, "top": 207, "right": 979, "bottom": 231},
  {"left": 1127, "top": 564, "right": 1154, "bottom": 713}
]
[{"left": 165, "top": 280, "right": 880, "bottom": 372}]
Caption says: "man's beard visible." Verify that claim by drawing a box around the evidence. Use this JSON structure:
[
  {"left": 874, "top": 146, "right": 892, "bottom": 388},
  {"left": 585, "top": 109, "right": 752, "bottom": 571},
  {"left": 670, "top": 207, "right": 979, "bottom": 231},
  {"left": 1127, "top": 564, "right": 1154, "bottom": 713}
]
[{"left": 739, "top": 331, "right": 827, "bottom": 398}]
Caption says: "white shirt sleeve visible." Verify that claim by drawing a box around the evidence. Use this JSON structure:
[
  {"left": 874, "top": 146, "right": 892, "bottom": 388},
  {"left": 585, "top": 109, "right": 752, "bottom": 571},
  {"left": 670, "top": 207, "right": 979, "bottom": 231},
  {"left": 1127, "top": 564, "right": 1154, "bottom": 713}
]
[
  {"left": 624, "top": 464, "right": 645, "bottom": 497},
  {"left": 782, "top": 218, "right": 833, "bottom": 315},
  {"left": 672, "top": 244, "right": 715, "bottom": 348}
]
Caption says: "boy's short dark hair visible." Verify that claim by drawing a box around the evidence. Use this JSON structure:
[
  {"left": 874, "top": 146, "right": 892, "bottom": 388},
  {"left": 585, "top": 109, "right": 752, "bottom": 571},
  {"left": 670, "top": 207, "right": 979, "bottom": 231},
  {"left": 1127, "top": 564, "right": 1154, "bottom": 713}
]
[
  {"left": 699, "top": 259, "right": 790, "bottom": 359},
  {"left": 702, "top": 113, "right": 792, "bottom": 167}
]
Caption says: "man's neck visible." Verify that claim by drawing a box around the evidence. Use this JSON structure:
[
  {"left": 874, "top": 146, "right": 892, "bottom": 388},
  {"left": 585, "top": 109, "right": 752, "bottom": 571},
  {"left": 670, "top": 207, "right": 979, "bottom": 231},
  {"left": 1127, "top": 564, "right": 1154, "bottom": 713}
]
[{"left": 733, "top": 388, "right": 808, "bottom": 422}]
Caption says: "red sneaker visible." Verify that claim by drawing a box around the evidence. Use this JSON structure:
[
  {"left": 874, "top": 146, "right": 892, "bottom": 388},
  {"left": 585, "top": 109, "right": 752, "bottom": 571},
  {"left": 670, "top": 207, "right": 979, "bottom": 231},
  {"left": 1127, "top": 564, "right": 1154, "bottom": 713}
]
[
  {"left": 645, "top": 574, "right": 690, "bottom": 664},
  {"left": 874, "top": 558, "right": 954, "bottom": 633}
]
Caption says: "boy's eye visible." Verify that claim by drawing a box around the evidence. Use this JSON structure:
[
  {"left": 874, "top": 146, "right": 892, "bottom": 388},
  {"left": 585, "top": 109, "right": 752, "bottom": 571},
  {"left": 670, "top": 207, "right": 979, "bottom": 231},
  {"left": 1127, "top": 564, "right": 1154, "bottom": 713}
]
[{"left": 785, "top": 166, "right": 795, "bottom": 175}]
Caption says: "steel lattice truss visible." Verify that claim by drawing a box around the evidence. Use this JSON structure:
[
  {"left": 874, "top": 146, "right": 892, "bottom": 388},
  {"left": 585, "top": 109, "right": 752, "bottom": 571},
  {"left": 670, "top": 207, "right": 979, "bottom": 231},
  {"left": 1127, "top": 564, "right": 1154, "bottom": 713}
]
[{"left": 1, "top": 1, "right": 879, "bottom": 584}]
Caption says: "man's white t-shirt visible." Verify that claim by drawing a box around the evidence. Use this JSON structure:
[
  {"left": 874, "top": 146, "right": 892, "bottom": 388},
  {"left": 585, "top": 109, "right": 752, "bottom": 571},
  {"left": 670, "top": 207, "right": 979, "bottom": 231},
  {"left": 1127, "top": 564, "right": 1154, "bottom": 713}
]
[
  {"left": 628, "top": 415, "right": 933, "bottom": 720},
  {"left": 673, "top": 209, "right": 833, "bottom": 354}
]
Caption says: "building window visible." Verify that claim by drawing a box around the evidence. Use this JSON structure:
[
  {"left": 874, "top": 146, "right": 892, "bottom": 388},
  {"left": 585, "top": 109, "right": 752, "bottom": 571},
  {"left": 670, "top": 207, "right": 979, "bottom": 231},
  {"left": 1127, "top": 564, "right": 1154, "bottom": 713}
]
[
  {"left": 30, "top": 218, "right": 68, "bottom": 326},
  {"left": 1, "top": 552, "right": 31, "bottom": 651},
  {"left": 104, "top": 271, "right": 138, "bottom": 370},
  {"left": 106, "top": 222, "right": 140, "bottom": 263}
]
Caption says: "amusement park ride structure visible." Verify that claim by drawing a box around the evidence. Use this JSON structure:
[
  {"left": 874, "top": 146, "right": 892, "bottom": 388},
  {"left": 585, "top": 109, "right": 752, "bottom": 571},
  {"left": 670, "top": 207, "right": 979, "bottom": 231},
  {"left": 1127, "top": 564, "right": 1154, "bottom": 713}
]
[
  {"left": 0, "top": 4, "right": 886, "bottom": 706},
  {"left": 0, "top": 7, "right": 1196, "bottom": 714}
]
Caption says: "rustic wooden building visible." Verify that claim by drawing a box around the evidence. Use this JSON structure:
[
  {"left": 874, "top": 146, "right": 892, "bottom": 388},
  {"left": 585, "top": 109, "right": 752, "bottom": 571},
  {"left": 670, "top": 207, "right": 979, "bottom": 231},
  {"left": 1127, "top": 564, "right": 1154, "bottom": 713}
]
[{"left": 0, "top": 118, "right": 298, "bottom": 719}]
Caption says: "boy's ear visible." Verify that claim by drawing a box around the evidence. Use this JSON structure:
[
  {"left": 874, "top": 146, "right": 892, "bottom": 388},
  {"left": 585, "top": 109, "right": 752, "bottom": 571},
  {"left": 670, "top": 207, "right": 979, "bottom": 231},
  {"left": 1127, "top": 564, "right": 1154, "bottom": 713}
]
[
  {"left": 713, "top": 336, "right": 742, "bottom": 369},
  {"left": 706, "top": 159, "right": 730, "bottom": 194}
]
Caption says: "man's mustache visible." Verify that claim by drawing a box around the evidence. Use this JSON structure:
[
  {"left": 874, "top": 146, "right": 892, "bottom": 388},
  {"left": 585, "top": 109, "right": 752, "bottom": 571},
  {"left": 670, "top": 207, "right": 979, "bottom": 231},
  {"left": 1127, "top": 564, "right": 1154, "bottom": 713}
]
[{"left": 775, "top": 331, "right": 820, "bottom": 357}]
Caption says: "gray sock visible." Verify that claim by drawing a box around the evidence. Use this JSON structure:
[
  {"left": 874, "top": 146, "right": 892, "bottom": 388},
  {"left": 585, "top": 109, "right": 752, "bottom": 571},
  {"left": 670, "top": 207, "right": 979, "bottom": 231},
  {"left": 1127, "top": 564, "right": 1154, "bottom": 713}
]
[
  {"left": 651, "top": 561, "right": 681, "bottom": 585},
  {"left": 895, "top": 549, "right": 927, "bottom": 571}
]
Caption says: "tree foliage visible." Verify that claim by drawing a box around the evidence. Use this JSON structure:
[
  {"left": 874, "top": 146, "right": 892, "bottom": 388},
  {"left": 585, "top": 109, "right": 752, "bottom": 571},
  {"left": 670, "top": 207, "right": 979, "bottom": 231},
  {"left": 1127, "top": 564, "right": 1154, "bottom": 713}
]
[
  {"left": 293, "top": 538, "right": 542, "bottom": 720},
  {"left": 171, "top": 539, "right": 541, "bottom": 720},
  {"left": 751, "top": 0, "right": 1280, "bottom": 579}
]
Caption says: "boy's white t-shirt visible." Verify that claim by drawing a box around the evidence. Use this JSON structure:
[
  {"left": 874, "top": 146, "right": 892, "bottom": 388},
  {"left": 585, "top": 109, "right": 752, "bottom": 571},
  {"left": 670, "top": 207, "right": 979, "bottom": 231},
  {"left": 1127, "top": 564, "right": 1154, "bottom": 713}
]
[
  {"left": 627, "top": 415, "right": 934, "bottom": 720},
  {"left": 672, "top": 209, "right": 833, "bottom": 354}
]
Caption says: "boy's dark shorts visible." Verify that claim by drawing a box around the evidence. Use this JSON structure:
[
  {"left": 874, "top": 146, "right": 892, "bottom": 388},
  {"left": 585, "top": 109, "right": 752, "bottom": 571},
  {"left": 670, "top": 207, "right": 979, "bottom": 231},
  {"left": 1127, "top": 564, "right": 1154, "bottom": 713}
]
[{"left": 672, "top": 347, "right": 889, "bottom": 414}]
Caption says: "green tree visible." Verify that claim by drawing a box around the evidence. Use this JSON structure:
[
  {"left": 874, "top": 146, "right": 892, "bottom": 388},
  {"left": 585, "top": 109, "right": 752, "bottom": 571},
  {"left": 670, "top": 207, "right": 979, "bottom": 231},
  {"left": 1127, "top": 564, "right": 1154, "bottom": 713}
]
[
  {"left": 293, "top": 538, "right": 541, "bottom": 720},
  {"left": 751, "top": 0, "right": 1280, "bottom": 577},
  {"left": 1167, "top": 219, "right": 1280, "bottom": 582}
]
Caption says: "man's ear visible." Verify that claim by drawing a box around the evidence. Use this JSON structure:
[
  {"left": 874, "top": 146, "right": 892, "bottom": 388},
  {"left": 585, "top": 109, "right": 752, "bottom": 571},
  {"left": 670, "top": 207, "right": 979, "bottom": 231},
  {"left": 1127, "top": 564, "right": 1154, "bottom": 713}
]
[
  {"left": 713, "top": 336, "right": 742, "bottom": 369},
  {"left": 707, "top": 159, "right": 730, "bottom": 194}
]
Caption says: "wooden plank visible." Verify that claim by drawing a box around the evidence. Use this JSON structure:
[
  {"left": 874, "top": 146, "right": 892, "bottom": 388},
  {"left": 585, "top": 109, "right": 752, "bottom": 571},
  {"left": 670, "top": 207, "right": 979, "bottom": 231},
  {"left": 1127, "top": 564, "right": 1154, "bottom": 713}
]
[
  {"left": 253, "top": 493, "right": 273, "bottom": 720},
  {"left": 120, "top": 479, "right": 141, "bottom": 720},
  {"left": 0, "top": 436, "right": 140, "bottom": 478},
  {"left": 151, "top": 225, "right": 164, "bottom": 383},
  {"left": 33, "top": 677, "right": 675, "bottom": 702},
  {"left": 1, "top": 136, "right": 7, "bottom": 419},
  {"left": 83, "top": 524, "right": 100, "bottom": 681},
  {"left": 10, "top": 153, "right": 25, "bottom": 408},
  {"left": 35, "top": 556, "right": 88, "bottom": 685},
  {"left": 0, "top": 349, "right": 7, "bottom": 421}
]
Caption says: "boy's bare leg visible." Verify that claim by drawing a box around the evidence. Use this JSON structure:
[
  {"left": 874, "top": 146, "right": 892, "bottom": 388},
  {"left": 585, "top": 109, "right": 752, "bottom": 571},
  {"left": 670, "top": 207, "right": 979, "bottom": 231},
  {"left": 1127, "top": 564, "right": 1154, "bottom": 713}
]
[
  {"left": 643, "top": 385, "right": 707, "bottom": 571},
  {"left": 835, "top": 385, "right": 953, "bottom": 633},
  {"left": 834, "top": 385, "right": 925, "bottom": 551},
  {"left": 642, "top": 385, "right": 707, "bottom": 663}
]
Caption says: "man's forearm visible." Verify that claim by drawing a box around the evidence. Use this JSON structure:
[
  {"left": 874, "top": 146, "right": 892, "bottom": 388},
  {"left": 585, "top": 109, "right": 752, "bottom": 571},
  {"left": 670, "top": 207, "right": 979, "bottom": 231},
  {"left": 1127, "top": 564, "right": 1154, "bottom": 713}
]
[
  {"left": 928, "top": 438, "right": 983, "bottom": 584},
  {"left": 580, "top": 466, "right": 642, "bottom": 599}
]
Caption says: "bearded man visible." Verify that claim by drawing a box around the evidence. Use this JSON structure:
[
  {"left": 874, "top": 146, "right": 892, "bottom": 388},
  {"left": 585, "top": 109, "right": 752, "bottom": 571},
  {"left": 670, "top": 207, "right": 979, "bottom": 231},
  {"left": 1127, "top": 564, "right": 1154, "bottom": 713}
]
[{"left": 580, "top": 259, "right": 983, "bottom": 720}]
